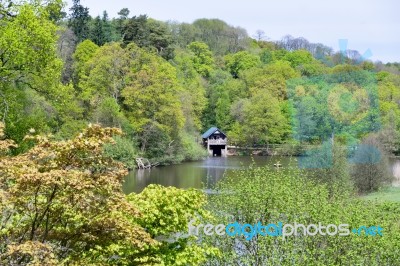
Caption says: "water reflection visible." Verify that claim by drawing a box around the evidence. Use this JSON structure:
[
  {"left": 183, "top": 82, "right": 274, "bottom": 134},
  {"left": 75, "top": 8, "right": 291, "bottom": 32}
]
[
  {"left": 123, "top": 156, "right": 400, "bottom": 194},
  {"left": 122, "top": 156, "right": 295, "bottom": 194},
  {"left": 391, "top": 159, "right": 400, "bottom": 187}
]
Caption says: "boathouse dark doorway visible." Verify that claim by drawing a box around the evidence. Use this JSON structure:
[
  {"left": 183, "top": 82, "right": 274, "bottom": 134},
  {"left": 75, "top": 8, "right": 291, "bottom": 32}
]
[{"left": 210, "top": 145, "right": 226, "bottom": 156}]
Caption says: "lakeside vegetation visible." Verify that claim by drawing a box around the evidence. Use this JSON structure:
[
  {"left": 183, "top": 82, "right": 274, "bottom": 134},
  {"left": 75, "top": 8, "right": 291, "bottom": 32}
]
[
  {"left": 1, "top": 0, "right": 400, "bottom": 264},
  {"left": 361, "top": 187, "right": 400, "bottom": 203},
  {"left": 1, "top": 125, "right": 399, "bottom": 264},
  {"left": 1, "top": 0, "right": 400, "bottom": 166}
]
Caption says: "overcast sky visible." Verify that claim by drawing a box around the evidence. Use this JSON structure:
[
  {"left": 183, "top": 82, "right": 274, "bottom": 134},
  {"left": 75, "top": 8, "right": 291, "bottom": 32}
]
[{"left": 66, "top": 0, "right": 399, "bottom": 63}]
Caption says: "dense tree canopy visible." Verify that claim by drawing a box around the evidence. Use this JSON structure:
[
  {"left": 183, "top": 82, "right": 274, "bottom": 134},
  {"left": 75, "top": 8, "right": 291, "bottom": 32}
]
[{"left": 1, "top": 1, "right": 400, "bottom": 264}]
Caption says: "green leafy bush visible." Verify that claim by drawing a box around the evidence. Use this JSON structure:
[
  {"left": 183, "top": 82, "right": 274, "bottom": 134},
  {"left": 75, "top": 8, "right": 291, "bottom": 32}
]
[
  {"left": 103, "top": 135, "right": 138, "bottom": 169},
  {"left": 127, "top": 185, "right": 220, "bottom": 265},
  {"left": 205, "top": 166, "right": 400, "bottom": 265},
  {"left": 178, "top": 133, "right": 208, "bottom": 161}
]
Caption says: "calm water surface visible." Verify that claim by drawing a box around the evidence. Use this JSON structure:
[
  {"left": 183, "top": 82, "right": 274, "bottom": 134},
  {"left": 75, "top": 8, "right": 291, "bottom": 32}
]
[{"left": 123, "top": 156, "right": 400, "bottom": 194}]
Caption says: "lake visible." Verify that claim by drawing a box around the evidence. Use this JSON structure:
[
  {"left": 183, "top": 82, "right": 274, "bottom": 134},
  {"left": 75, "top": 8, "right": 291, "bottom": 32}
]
[{"left": 123, "top": 156, "right": 400, "bottom": 194}]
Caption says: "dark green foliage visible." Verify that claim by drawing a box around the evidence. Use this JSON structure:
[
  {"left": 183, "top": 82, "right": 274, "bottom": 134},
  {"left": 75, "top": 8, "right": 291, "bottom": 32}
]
[
  {"left": 89, "top": 16, "right": 105, "bottom": 45},
  {"left": 68, "top": 0, "right": 90, "bottom": 42},
  {"left": 103, "top": 135, "right": 138, "bottom": 169},
  {"left": 122, "top": 15, "right": 174, "bottom": 59}
]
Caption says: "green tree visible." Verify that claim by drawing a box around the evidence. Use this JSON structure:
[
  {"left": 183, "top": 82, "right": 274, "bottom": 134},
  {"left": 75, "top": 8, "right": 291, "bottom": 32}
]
[
  {"left": 242, "top": 61, "right": 299, "bottom": 100},
  {"left": 224, "top": 51, "right": 261, "bottom": 78},
  {"left": 351, "top": 134, "right": 393, "bottom": 193},
  {"left": 78, "top": 42, "right": 129, "bottom": 113},
  {"left": 215, "top": 91, "right": 232, "bottom": 131},
  {"left": 118, "top": 7, "right": 130, "bottom": 19},
  {"left": 0, "top": 125, "right": 156, "bottom": 265},
  {"left": 127, "top": 185, "right": 219, "bottom": 265},
  {"left": 187, "top": 41, "right": 215, "bottom": 77},
  {"left": 240, "top": 90, "right": 290, "bottom": 144},
  {"left": 89, "top": 15, "right": 105, "bottom": 45},
  {"left": 283, "top": 49, "right": 313, "bottom": 68},
  {"left": 172, "top": 50, "right": 207, "bottom": 133},
  {"left": 0, "top": 3, "right": 62, "bottom": 94},
  {"left": 0, "top": 2, "right": 65, "bottom": 147},
  {"left": 116, "top": 8, "right": 130, "bottom": 37},
  {"left": 121, "top": 44, "right": 185, "bottom": 155},
  {"left": 68, "top": 0, "right": 91, "bottom": 43},
  {"left": 122, "top": 16, "right": 173, "bottom": 59},
  {"left": 206, "top": 166, "right": 400, "bottom": 265},
  {"left": 101, "top": 10, "right": 112, "bottom": 43},
  {"left": 72, "top": 39, "right": 99, "bottom": 88},
  {"left": 192, "top": 18, "right": 250, "bottom": 55}
]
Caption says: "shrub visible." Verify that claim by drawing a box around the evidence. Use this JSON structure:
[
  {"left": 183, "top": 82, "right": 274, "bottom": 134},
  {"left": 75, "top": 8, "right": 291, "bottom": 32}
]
[
  {"left": 103, "top": 135, "right": 138, "bottom": 169},
  {"left": 351, "top": 134, "right": 393, "bottom": 193},
  {"left": 205, "top": 166, "right": 400, "bottom": 265},
  {"left": 178, "top": 132, "right": 208, "bottom": 161}
]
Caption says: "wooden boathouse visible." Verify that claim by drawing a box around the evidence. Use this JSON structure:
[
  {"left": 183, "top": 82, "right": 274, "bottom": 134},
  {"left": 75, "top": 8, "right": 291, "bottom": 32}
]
[{"left": 202, "top": 127, "right": 228, "bottom": 157}]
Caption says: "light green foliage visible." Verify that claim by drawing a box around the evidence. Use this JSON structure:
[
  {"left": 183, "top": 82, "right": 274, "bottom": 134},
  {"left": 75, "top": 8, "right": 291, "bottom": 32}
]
[
  {"left": 201, "top": 70, "right": 243, "bottom": 131},
  {"left": 122, "top": 44, "right": 185, "bottom": 142},
  {"left": 2, "top": 88, "right": 57, "bottom": 153},
  {"left": 72, "top": 39, "right": 99, "bottom": 87},
  {"left": 172, "top": 50, "right": 207, "bottom": 133},
  {"left": 0, "top": 2, "right": 83, "bottom": 148},
  {"left": 224, "top": 51, "right": 261, "bottom": 78},
  {"left": 242, "top": 61, "right": 299, "bottom": 100},
  {"left": 297, "top": 60, "right": 329, "bottom": 77},
  {"left": 127, "top": 185, "right": 220, "bottom": 265},
  {"left": 92, "top": 97, "right": 131, "bottom": 130},
  {"left": 177, "top": 132, "right": 208, "bottom": 161},
  {"left": 375, "top": 73, "right": 400, "bottom": 153},
  {"left": 229, "top": 90, "right": 290, "bottom": 145},
  {"left": 50, "top": 83, "right": 83, "bottom": 123},
  {"left": 215, "top": 91, "right": 232, "bottom": 131},
  {"left": 187, "top": 41, "right": 215, "bottom": 77},
  {"left": 362, "top": 187, "right": 400, "bottom": 203},
  {"left": 283, "top": 49, "right": 314, "bottom": 68},
  {"left": 55, "top": 119, "right": 88, "bottom": 140},
  {"left": 0, "top": 3, "right": 62, "bottom": 93},
  {"left": 306, "top": 142, "right": 353, "bottom": 196},
  {"left": 206, "top": 166, "right": 400, "bottom": 265},
  {"left": 79, "top": 43, "right": 129, "bottom": 112},
  {"left": 271, "top": 49, "right": 289, "bottom": 60},
  {"left": 378, "top": 73, "right": 400, "bottom": 127}
]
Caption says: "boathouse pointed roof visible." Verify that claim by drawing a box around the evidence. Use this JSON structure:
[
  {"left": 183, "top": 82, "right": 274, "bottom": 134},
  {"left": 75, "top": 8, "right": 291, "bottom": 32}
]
[{"left": 201, "top": 127, "right": 226, "bottom": 139}]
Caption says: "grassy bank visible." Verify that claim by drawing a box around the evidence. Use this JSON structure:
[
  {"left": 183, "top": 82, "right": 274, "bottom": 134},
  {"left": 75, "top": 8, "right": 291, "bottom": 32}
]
[{"left": 361, "top": 186, "right": 400, "bottom": 203}]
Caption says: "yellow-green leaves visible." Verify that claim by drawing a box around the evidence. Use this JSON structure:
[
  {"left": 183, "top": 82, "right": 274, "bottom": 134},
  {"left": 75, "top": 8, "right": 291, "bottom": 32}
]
[
  {"left": 0, "top": 124, "right": 156, "bottom": 265},
  {"left": 0, "top": 4, "right": 61, "bottom": 90},
  {"left": 127, "top": 184, "right": 218, "bottom": 265}
]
